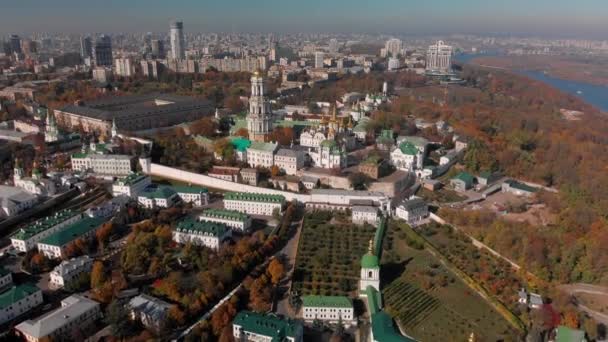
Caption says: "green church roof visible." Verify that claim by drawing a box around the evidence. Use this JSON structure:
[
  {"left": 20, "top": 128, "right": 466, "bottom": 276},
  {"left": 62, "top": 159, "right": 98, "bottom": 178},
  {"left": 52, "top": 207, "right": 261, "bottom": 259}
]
[
  {"left": 397, "top": 141, "right": 418, "bottom": 156},
  {"left": 0, "top": 284, "right": 40, "bottom": 310},
  {"left": 301, "top": 295, "right": 352, "bottom": 309},
  {"left": 361, "top": 252, "right": 380, "bottom": 269}
]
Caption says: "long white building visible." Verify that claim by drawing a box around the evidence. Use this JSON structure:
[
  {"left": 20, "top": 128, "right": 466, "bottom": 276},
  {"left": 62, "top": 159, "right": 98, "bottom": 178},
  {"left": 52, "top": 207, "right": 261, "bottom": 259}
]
[
  {"left": 247, "top": 141, "right": 278, "bottom": 168},
  {"left": 172, "top": 219, "right": 231, "bottom": 250},
  {"left": 199, "top": 208, "right": 252, "bottom": 232},
  {"left": 0, "top": 284, "right": 43, "bottom": 325},
  {"left": 232, "top": 311, "right": 303, "bottom": 342},
  {"left": 10, "top": 210, "right": 83, "bottom": 253},
  {"left": 71, "top": 153, "right": 136, "bottom": 176},
  {"left": 37, "top": 217, "right": 106, "bottom": 259},
  {"left": 301, "top": 295, "right": 356, "bottom": 326},
  {"left": 16, "top": 295, "right": 101, "bottom": 342},
  {"left": 224, "top": 192, "right": 285, "bottom": 216}
]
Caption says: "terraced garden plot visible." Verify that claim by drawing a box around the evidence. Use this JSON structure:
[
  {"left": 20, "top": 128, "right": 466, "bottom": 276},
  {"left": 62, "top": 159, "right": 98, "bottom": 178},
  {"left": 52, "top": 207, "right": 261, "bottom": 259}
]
[{"left": 292, "top": 211, "right": 376, "bottom": 296}]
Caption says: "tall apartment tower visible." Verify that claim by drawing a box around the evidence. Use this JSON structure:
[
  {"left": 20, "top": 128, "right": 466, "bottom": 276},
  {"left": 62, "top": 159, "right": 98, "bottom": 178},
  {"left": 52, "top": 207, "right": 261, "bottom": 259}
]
[
  {"left": 80, "top": 36, "right": 92, "bottom": 59},
  {"left": 382, "top": 38, "right": 403, "bottom": 58},
  {"left": 426, "top": 40, "right": 453, "bottom": 74},
  {"left": 170, "top": 21, "right": 186, "bottom": 60},
  {"left": 93, "top": 35, "right": 113, "bottom": 67},
  {"left": 151, "top": 39, "right": 165, "bottom": 59},
  {"left": 314, "top": 51, "right": 324, "bottom": 69},
  {"left": 246, "top": 71, "right": 273, "bottom": 142},
  {"left": 9, "top": 34, "right": 22, "bottom": 54}
]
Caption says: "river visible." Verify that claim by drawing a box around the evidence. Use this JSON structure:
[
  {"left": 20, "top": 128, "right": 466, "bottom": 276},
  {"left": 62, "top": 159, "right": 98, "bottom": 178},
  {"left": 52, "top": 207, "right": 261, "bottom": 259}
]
[{"left": 455, "top": 53, "right": 608, "bottom": 112}]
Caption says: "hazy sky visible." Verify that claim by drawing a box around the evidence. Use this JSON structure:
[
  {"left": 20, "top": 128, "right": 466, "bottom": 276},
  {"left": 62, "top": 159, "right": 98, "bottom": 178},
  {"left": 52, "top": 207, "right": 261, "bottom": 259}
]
[{"left": 1, "top": 0, "right": 607, "bottom": 38}]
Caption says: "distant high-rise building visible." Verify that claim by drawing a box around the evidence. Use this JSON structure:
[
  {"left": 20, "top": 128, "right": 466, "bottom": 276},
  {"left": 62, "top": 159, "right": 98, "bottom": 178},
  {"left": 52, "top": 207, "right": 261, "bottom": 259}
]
[
  {"left": 426, "top": 40, "right": 453, "bottom": 73},
  {"left": 170, "top": 21, "right": 185, "bottom": 60},
  {"left": 151, "top": 39, "right": 165, "bottom": 59},
  {"left": 93, "top": 35, "right": 113, "bottom": 67},
  {"left": 21, "top": 40, "right": 37, "bottom": 56},
  {"left": 382, "top": 38, "right": 403, "bottom": 58},
  {"left": 388, "top": 57, "right": 401, "bottom": 71},
  {"left": 114, "top": 58, "right": 135, "bottom": 77},
  {"left": 80, "top": 36, "right": 92, "bottom": 59},
  {"left": 314, "top": 51, "right": 324, "bottom": 69},
  {"left": 329, "top": 39, "right": 339, "bottom": 54},
  {"left": 9, "top": 34, "right": 22, "bottom": 54}
]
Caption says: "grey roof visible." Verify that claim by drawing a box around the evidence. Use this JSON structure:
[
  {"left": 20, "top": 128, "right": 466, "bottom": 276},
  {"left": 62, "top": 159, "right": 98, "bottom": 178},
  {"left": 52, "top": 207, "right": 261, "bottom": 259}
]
[
  {"left": 400, "top": 197, "right": 427, "bottom": 211},
  {"left": 352, "top": 206, "right": 378, "bottom": 214},
  {"left": 276, "top": 148, "right": 300, "bottom": 158},
  {"left": 128, "top": 294, "right": 171, "bottom": 321},
  {"left": 58, "top": 94, "right": 211, "bottom": 122},
  {"left": 529, "top": 293, "right": 543, "bottom": 305},
  {"left": 15, "top": 295, "right": 100, "bottom": 339},
  {"left": 0, "top": 185, "right": 38, "bottom": 206}
]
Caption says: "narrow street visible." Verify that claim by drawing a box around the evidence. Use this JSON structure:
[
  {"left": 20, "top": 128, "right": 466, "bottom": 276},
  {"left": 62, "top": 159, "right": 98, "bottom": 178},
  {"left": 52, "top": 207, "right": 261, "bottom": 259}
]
[{"left": 274, "top": 219, "right": 303, "bottom": 316}]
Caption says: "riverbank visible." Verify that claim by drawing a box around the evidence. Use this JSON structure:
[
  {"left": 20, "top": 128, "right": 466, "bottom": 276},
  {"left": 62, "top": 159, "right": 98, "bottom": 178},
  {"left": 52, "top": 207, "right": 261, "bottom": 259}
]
[{"left": 456, "top": 53, "right": 608, "bottom": 112}]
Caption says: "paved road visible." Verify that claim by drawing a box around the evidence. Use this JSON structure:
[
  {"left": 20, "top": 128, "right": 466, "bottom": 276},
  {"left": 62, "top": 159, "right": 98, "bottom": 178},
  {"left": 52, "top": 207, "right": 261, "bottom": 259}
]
[{"left": 275, "top": 219, "right": 303, "bottom": 316}]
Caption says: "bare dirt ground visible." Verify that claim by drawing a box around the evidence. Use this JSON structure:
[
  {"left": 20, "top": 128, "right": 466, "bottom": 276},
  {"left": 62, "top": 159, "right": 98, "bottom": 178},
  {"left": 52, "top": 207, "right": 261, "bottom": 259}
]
[
  {"left": 465, "top": 191, "right": 556, "bottom": 226},
  {"left": 560, "top": 284, "right": 608, "bottom": 326}
]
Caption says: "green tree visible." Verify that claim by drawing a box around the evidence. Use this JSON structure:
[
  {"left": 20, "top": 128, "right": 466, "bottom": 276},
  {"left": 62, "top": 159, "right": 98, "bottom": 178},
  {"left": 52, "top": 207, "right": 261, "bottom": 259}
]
[{"left": 105, "top": 300, "right": 133, "bottom": 340}]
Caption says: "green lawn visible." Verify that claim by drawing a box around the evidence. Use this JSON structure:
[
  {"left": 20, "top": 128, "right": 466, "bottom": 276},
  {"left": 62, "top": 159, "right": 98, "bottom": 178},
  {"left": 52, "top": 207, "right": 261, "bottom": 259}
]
[
  {"left": 381, "top": 220, "right": 519, "bottom": 342},
  {"left": 292, "top": 211, "right": 376, "bottom": 296}
]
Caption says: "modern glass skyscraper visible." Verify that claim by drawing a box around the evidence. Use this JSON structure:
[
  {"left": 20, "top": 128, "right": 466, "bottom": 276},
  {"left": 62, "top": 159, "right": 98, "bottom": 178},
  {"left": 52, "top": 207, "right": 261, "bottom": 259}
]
[
  {"left": 93, "top": 35, "right": 113, "bottom": 67},
  {"left": 170, "top": 21, "right": 185, "bottom": 60},
  {"left": 80, "top": 36, "right": 92, "bottom": 59}
]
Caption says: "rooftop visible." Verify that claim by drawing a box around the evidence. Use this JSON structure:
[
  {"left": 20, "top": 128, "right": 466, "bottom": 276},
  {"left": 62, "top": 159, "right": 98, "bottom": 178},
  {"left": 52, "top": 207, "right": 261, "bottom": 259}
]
[
  {"left": 200, "top": 208, "right": 249, "bottom": 222},
  {"left": 453, "top": 172, "right": 474, "bottom": 184},
  {"left": 0, "top": 284, "right": 40, "bottom": 310},
  {"left": 115, "top": 173, "right": 149, "bottom": 186},
  {"left": 301, "top": 295, "right": 352, "bottom": 309},
  {"left": 555, "top": 325, "right": 586, "bottom": 342},
  {"left": 51, "top": 255, "right": 92, "bottom": 277},
  {"left": 39, "top": 217, "right": 106, "bottom": 247},
  {"left": 397, "top": 141, "right": 418, "bottom": 156},
  {"left": 11, "top": 210, "right": 82, "bottom": 241},
  {"left": 175, "top": 218, "right": 228, "bottom": 237},
  {"left": 129, "top": 294, "right": 171, "bottom": 321},
  {"left": 171, "top": 185, "right": 208, "bottom": 194},
  {"left": 224, "top": 192, "right": 285, "bottom": 203},
  {"left": 229, "top": 136, "right": 252, "bottom": 152},
  {"left": 249, "top": 141, "right": 278, "bottom": 152},
  {"left": 15, "top": 295, "right": 99, "bottom": 339},
  {"left": 59, "top": 94, "right": 211, "bottom": 122},
  {"left": 233, "top": 311, "right": 301, "bottom": 340},
  {"left": 505, "top": 180, "right": 538, "bottom": 193},
  {"left": 371, "top": 311, "right": 416, "bottom": 342},
  {"left": 139, "top": 186, "right": 178, "bottom": 200}
]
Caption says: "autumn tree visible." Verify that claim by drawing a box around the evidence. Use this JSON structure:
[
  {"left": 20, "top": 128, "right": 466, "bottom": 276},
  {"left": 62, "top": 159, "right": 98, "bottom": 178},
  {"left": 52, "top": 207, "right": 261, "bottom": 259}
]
[
  {"left": 234, "top": 128, "right": 249, "bottom": 138},
  {"left": 190, "top": 117, "right": 219, "bottom": 137},
  {"left": 90, "top": 261, "right": 106, "bottom": 288},
  {"left": 213, "top": 138, "right": 235, "bottom": 161},
  {"left": 267, "top": 259, "right": 285, "bottom": 285},
  {"left": 95, "top": 222, "right": 114, "bottom": 252}
]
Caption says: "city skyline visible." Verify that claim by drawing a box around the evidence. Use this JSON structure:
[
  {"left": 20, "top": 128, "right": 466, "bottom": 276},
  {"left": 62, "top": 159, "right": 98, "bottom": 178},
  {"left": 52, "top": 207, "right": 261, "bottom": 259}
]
[{"left": 2, "top": 0, "right": 608, "bottom": 38}]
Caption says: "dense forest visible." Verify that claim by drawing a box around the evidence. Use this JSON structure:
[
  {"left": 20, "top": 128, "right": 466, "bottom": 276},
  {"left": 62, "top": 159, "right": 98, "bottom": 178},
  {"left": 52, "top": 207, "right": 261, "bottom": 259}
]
[{"left": 409, "top": 66, "right": 608, "bottom": 286}]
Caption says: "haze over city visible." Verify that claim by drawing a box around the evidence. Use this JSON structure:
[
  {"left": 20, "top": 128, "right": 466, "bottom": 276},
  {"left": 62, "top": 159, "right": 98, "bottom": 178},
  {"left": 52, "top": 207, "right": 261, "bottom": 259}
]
[
  {"left": 1, "top": 1, "right": 608, "bottom": 342},
  {"left": 2, "top": 0, "right": 608, "bottom": 37}
]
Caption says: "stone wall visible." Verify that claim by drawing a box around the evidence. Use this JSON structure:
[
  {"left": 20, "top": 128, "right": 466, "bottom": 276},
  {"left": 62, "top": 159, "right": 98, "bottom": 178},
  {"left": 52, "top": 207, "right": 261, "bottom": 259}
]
[{"left": 148, "top": 163, "right": 311, "bottom": 202}]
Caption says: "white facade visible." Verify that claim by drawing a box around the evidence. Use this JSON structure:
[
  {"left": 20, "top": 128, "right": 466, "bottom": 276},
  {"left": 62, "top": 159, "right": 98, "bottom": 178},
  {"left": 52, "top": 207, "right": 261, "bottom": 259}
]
[
  {"left": 383, "top": 38, "right": 403, "bottom": 58},
  {"left": 11, "top": 211, "right": 83, "bottom": 253},
  {"left": 247, "top": 143, "right": 278, "bottom": 169},
  {"left": 0, "top": 271, "right": 12, "bottom": 291},
  {"left": 387, "top": 57, "right": 401, "bottom": 71},
  {"left": 114, "top": 58, "right": 135, "bottom": 77},
  {"left": 360, "top": 264, "right": 380, "bottom": 293},
  {"left": 199, "top": 210, "right": 252, "bottom": 232},
  {"left": 172, "top": 224, "right": 229, "bottom": 250},
  {"left": 0, "top": 285, "right": 43, "bottom": 325},
  {"left": 16, "top": 295, "right": 100, "bottom": 342},
  {"left": 390, "top": 145, "right": 418, "bottom": 172},
  {"left": 49, "top": 256, "right": 93, "bottom": 289},
  {"left": 302, "top": 301, "right": 355, "bottom": 326},
  {"left": 426, "top": 40, "right": 453, "bottom": 73},
  {"left": 71, "top": 154, "right": 135, "bottom": 176},
  {"left": 274, "top": 149, "right": 305, "bottom": 176},
  {"left": 395, "top": 197, "right": 429, "bottom": 226},
  {"left": 224, "top": 193, "right": 285, "bottom": 216},
  {"left": 129, "top": 294, "right": 171, "bottom": 331},
  {"left": 309, "top": 141, "right": 346, "bottom": 169},
  {"left": 112, "top": 174, "right": 151, "bottom": 198},
  {"left": 300, "top": 130, "right": 327, "bottom": 149},
  {"left": 352, "top": 206, "right": 379, "bottom": 225}
]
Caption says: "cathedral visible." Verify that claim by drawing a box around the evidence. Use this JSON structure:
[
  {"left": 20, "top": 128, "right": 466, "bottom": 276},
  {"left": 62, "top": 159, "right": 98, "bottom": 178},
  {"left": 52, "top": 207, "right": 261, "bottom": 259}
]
[
  {"left": 13, "top": 159, "right": 56, "bottom": 197},
  {"left": 246, "top": 71, "right": 273, "bottom": 142},
  {"left": 303, "top": 106, "right": 354, "bottom": 169},
  {"left": 44, "top": 112, "right": 60, "bottom": 143}
]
